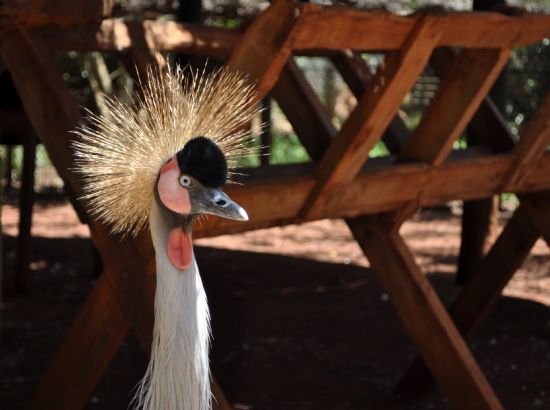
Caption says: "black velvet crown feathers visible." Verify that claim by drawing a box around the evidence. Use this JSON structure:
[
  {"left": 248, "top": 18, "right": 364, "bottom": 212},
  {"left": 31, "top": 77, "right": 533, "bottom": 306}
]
[{"left": 176, "top": 136, "right": 228, "bottom": 188}]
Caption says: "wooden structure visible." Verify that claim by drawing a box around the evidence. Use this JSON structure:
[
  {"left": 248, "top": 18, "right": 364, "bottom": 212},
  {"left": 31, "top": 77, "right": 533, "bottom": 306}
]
[{"left": 1, "top": 0, "right": 550, "bottom": 408}]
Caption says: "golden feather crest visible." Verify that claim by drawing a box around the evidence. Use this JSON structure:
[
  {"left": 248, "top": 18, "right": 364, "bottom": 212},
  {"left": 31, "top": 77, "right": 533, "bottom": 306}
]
[{"left": 72, "top": 65, "right": 260, "bottom": 236}]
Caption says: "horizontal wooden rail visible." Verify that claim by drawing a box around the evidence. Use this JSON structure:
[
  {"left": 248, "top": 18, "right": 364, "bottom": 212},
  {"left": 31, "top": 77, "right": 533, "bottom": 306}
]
[
  {"left": 33, "top": 19, "right": 239, "bottom": 57},
  {"left": 291, "top": 5, "right": 550, "bottom": 50},
  {"left": 194, "top": 152, "right": 550, "bottom": 237},
  {"left": 29, "top": 10, "right": 550, "bottom": 55}
]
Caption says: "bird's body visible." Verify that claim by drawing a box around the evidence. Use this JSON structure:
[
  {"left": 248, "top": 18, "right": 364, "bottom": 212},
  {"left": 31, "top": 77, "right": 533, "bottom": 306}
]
[{"left": 73, "top": 66, "right": 259, "bottom": 409}]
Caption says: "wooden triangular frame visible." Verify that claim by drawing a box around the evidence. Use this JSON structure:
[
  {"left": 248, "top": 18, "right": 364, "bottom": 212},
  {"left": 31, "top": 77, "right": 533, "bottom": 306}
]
[{"left": 2, "top": 1, "right": 550, "bottom": 408}]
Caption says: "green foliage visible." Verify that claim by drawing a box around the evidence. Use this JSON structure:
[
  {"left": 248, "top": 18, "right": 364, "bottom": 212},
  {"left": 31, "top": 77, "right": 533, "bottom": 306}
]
[
  {"left": 404, "top": 110, "right": 422, "bottom": 130},
  {"left": 370, "top": 141, "right": 390, "bottom": 157},
  {"left": 269, "top": 132, "right": 311, "bottom": 164},
  {"left": 0, "top": 145, "right": 52, "bottom": 180}
]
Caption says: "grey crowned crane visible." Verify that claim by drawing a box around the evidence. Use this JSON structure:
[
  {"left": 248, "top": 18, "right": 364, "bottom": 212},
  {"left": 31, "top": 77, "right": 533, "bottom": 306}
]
[{"left": 72, "top": 66, "right": 260, "bottom": 410}]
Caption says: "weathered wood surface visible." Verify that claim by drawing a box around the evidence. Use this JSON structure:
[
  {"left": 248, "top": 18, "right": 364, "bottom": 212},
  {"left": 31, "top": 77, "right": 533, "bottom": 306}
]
[
  {"left": 264, "top": 49, "right": 504, "bottom": 408},
  {"left": 429, "top": 47, "right": 516, "bottom": 153}
]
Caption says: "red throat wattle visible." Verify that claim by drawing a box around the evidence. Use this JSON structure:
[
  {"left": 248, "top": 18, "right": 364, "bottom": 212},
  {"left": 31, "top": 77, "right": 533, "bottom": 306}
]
[{"left": 167, "top": 228, "right": 193, "bottom": 270}]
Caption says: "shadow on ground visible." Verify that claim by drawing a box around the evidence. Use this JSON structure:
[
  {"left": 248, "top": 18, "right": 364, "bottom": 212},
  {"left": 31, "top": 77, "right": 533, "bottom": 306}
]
[{"left": 1, "top": 235, "right": 549, "bottom": 409}]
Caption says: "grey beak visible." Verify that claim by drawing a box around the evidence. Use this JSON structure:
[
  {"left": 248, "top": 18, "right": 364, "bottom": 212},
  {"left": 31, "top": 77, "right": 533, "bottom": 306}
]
[{"left": 194, "top": 187, "right": 248, "bottom": 221}]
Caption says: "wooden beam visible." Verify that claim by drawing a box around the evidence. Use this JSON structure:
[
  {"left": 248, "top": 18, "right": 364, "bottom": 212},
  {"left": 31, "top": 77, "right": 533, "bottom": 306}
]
[
  {"left": 19, "top": 9, "right": 550, "bottom": 55},
  {"left": 0, "top": 29, "right": 156, "bottom": 406},
  {"left": 348, "top": 216, "right": 503, "bottom": 409},
  {"left": 28, "top": 272, "right": 131, "bottom": 409},
  {"left": 193, "top": 153, "right": 550, "bottom": 237},
  {"left": 228, "top": 0, "right": 302, "bottom": 100},
  {"left": 298, "top": 15, "right": 444, "bottom": 220},
  {"left": 399, "top": 48, "right": 510, "bottom": 165},
  {"left": 291, "top": 7, "right": 550, "bottom": 51},
  {"left": 396, "top": 197, "right": 547, "bottom": 399},
  {"left": 501, "top": 90, "right": 550, "bottom": 190},
  {"left": 429, "top": 47, "right": 516, "bottom": 153},
  {"left": 329, "top": 50, "right": 410, "bottom": 154},
  {"left": 34, "top": 20, "right": 239, "bottom": 57},
  {"left": 117, "top": 26, "right": 168, "bottom": 85},
  {"left": 3, "top": 30, "right": 232, "bottom": 409},
  {"left": 0, "top": 30, "right": 81, "bottom": 189},
  {"left": 272, "top": 59, "right": 335, "bottom": 162},
  {"left": 0, "top": 0, "right": 113, "bottom": 29}
]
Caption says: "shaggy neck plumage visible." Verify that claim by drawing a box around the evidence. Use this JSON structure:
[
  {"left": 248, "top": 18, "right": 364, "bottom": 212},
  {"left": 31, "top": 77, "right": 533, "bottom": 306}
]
[{"left": 134, "top": 200, "right": 212, "bottom": 410}]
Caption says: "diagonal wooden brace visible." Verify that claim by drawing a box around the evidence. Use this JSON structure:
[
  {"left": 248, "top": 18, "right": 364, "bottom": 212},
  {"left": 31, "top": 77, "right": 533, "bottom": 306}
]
[
  {"left": 398, "top": 48, "right": 511, "bottom": 166},
  {"left": 299, "top": 15, "right": 445, "bottom": 220},
  {"left": 228, "top": 0, "right": 304, "bottom": 101},
  {"left": 395, "top": 192, "right": 550, "bottom": 399},
  {"left": 348, "top": 215, "right": 504, "bottom": 409},
  {"left": 0, "top": 29, "right": 231, "bottom": 410},
  {"left": 271, "top": 52, "right": 504, "bottom": 409}
]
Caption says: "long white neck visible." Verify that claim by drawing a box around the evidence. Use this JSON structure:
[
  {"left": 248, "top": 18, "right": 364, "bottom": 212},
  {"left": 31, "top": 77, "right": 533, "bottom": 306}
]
[{"left": 134, "top": 200, "right": 212, "bottom": 410}]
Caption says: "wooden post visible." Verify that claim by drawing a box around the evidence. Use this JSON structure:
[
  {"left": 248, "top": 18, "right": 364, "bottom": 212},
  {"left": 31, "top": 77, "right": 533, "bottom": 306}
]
[
  {"left": 15, "top": 131, "right": 36, "bottom": 291},
  {"left": 457, "top": 0, "right": 507, "bottom": 285},
  {"left": 268, "top": 40, "right": 505, "bottom": 410}
]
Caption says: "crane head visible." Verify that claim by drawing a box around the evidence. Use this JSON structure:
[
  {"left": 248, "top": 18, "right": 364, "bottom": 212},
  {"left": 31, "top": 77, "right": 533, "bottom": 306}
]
[{"left": 156, "top": 136, "right": 248, "bottom": 222}]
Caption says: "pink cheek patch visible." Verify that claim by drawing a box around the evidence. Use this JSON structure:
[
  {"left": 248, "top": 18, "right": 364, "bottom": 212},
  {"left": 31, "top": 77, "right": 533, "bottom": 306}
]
[
  {"left": 157, "top": 157, "right": 192, "bottom": 215},
  {"left": 167, "top": 228, "right": 193, "bottom": 270}
]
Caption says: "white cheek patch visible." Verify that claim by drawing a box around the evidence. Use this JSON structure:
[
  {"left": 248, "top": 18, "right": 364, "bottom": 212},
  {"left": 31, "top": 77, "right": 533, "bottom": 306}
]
[{"left": 157, "top": 157, "right": 192, "bottom": 214}]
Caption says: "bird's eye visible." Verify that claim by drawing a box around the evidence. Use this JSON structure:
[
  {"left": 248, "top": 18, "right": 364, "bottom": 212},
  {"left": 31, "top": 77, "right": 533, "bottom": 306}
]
[{"left": 179, "top": 175, "right": 193, "bottom": 188}]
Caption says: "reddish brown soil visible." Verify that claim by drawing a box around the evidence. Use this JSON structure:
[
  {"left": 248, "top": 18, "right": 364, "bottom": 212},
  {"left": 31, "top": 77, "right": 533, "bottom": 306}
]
[{"left": 1, "top": 195, "right": 549, "bottom": 409}]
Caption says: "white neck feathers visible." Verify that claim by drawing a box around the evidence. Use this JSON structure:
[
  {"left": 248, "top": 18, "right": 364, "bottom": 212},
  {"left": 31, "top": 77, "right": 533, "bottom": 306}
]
[{"left": 133, "top": 200, "right": 212, "bottom": 410}]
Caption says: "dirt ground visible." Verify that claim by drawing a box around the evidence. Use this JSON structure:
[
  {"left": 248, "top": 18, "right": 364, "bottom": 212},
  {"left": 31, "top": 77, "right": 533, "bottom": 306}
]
[{"left": 1, "top": 194, "right": 549, "bottom": 409}]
